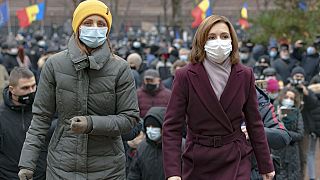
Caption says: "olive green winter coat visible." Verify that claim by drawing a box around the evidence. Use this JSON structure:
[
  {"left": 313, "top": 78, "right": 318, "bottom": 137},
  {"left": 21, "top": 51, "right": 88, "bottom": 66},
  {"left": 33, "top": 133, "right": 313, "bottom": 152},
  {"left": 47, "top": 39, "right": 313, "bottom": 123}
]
[{"left": 19, "top": 36, "right": 140, "bottom": 180}]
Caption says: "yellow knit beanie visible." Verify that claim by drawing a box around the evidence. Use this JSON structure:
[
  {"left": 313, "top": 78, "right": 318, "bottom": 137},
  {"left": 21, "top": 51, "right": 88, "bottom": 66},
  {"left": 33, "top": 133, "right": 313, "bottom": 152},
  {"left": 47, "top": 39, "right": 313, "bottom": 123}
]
[{"left": 72, "top": 0, "right": 112, "bottom": 34}]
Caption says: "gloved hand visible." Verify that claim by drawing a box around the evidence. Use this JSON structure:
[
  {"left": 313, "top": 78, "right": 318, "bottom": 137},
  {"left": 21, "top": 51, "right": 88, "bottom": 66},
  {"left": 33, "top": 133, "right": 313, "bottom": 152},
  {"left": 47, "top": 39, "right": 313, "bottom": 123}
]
[
  {"left": 70, "top": 116, "right": 92, "bottom": 134},
  {"left": 18, "top": 168, "right": 34, "bottom": 180}
]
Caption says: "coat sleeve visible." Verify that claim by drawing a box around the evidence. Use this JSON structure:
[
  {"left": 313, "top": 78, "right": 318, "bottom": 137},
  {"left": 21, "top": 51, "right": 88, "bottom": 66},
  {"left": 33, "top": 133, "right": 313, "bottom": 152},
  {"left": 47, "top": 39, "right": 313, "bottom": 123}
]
[
  {"left": 122, "top": 120, "right": 143, "bottom": 141},
  {"left": 19, "top": 58, "right": 56, "bottom": 170},
  {"left": 162, "top": 69, "right": 187, "bottom": 178},
  {"left": 243, "top": 69, "right": 274, "bottom": 174},
  {"left": 303, "top": 90, "right": 320, "bottom": 107},
  {"left": 88, "top": 64, "right": 140, "bottom": 136},
  {"left": 261, "top": 103, "right": 291, "bottom": 149}
]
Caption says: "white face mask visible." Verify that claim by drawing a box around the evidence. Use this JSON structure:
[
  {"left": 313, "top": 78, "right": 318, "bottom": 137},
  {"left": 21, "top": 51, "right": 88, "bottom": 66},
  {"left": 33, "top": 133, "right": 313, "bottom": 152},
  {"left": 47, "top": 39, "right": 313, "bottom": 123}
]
[
  {"left": 204, "top": 39, "right": 232, "bottom": 63},
  {"left": 281, "top": 98, "right": 294, "bottom": 108},
  {"left": 179, "top": 54, "right": 188, "bottom": 61},
  {"left": 79, "top": 26, "right": 108, "bottom": 48},
  {"left": 146, "top": 127, "right": 161, "bottom": 142}
]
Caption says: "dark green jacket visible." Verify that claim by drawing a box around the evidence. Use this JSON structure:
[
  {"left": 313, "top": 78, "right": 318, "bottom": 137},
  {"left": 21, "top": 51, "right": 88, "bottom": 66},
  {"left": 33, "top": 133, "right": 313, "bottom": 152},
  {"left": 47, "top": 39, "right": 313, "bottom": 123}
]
[{"left": 19, "top": 36, "right": 140, "bottom": 180}]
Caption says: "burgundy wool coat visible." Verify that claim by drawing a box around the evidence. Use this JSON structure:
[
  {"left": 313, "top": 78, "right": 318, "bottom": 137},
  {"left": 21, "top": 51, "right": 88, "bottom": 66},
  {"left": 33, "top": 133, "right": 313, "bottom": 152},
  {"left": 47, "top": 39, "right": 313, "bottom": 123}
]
[{"left": 162, "top": 62, "right": 274, "bottom": 180}]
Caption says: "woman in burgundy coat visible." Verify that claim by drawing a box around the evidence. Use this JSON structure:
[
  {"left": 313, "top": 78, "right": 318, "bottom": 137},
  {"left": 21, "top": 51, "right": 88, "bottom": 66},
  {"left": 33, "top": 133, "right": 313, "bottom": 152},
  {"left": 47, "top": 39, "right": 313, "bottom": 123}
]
[{"left": 162, "top": 15, "right": 275, "bottom": 180}]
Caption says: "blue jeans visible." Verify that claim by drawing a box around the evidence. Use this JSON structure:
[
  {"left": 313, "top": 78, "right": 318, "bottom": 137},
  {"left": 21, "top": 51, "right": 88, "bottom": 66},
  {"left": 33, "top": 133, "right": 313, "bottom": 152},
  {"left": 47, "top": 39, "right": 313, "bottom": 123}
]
[{"left": 307, "top": 133, "right": 320, "bottom": 179}]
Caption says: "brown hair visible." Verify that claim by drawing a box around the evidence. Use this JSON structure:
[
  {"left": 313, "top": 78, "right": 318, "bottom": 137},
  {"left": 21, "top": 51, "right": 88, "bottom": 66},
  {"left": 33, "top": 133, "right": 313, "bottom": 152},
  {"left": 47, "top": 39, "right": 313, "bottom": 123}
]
[
  {"left": 17, "top": 46, "right": 25, "bottom": 63},
  {"left": 9, "top": 67, "right": 34, "bottom": 87},
  {"left": 278, "top": 87, "right": 301, "bottom": 109},
  {"left": 171, "top": 60, "right": 188, "bottom": 75},
  {"left": 189, "top": 15, "right": 240, "bottom": 64}
]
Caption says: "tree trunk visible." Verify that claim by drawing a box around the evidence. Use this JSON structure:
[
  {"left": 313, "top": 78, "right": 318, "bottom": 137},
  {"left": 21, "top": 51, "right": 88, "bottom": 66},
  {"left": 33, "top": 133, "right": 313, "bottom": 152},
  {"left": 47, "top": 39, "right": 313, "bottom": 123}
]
[
  {"left": 110, "top": 0, "right": 120, "bottom": 36},
  {"left": 171, "top": 0, "right": 182, "bottom": 38},
  {"left": 162, "top": 0, "right": 168, "bottom": 27}
]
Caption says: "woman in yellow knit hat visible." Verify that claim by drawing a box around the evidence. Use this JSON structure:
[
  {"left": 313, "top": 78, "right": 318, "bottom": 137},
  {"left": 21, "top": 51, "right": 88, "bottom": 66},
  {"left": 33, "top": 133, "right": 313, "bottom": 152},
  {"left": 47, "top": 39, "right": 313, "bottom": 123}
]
[{"left": 17, "top": 0, "right": 140, "bottom": 179}]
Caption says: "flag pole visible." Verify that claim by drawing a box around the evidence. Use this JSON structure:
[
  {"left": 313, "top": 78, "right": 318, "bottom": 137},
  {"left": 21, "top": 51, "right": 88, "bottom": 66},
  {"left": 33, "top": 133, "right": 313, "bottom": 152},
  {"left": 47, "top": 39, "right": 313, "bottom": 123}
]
[{"left": 6, "top": 0, "right": 12, "bottom": 34}]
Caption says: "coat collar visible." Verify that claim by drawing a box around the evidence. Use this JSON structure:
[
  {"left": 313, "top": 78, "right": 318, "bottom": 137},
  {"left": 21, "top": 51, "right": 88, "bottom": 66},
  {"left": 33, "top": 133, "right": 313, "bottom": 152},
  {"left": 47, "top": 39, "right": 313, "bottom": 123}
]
[
  {"left": 67, "top": 34, "right": 111, "bottom": 71},
  {"left": 187, "top": 62, "right": 243, "bottom": 132}
]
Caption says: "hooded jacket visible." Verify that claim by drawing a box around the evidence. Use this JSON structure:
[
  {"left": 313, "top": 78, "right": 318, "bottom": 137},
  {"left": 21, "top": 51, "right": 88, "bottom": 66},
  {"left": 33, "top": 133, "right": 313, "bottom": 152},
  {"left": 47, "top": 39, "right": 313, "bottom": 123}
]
[
  {"left": 256, "top": 87, "right": 291, "bottom": 149},
  {"left": 250, "top": 87, "right": 291, "bottom": 180},
  {"left": 128, "top": 107, "right": 166, "bottom": 180},
  {"left": 302, "top": 83, "right": 320, "bottom": 136},
  {"left": 0, "top": 87, "right": 47, "bottom": 180}
]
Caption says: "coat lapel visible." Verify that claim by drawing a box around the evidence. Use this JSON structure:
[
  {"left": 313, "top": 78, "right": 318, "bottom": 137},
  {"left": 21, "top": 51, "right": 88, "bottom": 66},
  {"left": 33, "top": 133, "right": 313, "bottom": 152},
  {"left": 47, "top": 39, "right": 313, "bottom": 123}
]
[
  {"left": 220, "top": 63, "right": 244, "bottom": 112},
  {"left": 187, "top": 63, "right": 233, "bottom": 133}
]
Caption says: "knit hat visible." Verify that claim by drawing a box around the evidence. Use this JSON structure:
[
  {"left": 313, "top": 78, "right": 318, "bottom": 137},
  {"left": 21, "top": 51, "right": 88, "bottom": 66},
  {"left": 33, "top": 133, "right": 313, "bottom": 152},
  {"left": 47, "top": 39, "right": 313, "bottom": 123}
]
[
  {"left": 291, "top": 66, "right": 305, "bottom": 77},
  {"left": 266, "top": 79, "right": 279, "bottom": 93},
  {"left": 263, "top": 67, "right": 276, "bottom": 76},
  {"left": 72, "top": 0, "right": 112, "bottom": 34},
  {"left": 144, "top": 69, "right": 160, "bottom": 79},
  {"left": 144, "top": 116, "right": 161, "bottom": 128},
  {"left": 280, "top": 43, "right": 289, "bottom": 51}
]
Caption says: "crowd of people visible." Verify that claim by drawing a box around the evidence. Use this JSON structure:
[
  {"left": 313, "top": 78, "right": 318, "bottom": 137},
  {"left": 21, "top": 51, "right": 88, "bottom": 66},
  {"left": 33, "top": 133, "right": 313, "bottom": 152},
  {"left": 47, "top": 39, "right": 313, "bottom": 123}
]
[{"left": 0, "top": 0, "right": 319, "bottom": 180}]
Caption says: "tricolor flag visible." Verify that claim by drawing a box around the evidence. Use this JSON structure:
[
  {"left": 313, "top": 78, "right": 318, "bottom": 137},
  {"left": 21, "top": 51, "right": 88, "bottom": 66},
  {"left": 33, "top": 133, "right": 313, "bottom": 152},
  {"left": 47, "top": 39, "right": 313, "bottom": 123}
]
[
  {"left": 239, "top": 2, "right": 249, "bottom": 29},
  {"left": 16, "top": 1, "right": 45, "bottom": 28},
  {"left": 191, "top": 0, "right": 212, "bottom": 28},
  {"left": 0, "top": 0, "right": 9, "bottom": 28}
]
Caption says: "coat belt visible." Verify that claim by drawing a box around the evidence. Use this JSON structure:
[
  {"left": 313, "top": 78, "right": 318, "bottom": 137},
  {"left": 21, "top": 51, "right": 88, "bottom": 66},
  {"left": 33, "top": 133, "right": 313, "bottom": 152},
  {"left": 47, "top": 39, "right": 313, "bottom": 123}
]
[{"left": 189, "top": 129, "right": 243, "bottom": 148}]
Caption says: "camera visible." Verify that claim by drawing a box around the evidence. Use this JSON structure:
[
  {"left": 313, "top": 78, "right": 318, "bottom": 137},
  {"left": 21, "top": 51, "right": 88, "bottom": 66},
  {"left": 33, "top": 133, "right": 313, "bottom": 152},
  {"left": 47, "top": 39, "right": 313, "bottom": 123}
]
[{"left": 289, "top": 78, "right": 304, "bottom": 92}]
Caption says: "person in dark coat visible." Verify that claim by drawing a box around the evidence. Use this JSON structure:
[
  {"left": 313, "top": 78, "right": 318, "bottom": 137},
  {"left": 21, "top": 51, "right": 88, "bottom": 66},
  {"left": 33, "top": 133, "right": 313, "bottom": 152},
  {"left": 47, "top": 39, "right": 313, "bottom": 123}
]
[
  {"left": 271, "top": 44, "right": 298, "bottom": 84},
  {"left": 273, "top": 87, "right": 304, "bottom": 180},
  {"left": 127, "top": 53, "right": 143, "bottom": 88},
  {"left": 2, "top": 42, "right": 19, "bottom": 74},
  {"left": 128, "top": 107, "right": 166, "bottom": 180},
  {"left": 239, "top": 46, "right": 255, "bottom": 67},
  {"left": 0, "top": 67, "right": 47, "bottom": 180},
  {"left": 137, "top": 69, "right": 171, "bottom": 117},
  {"left": 300, "top": 45, "right": 320, "bottom": 82},
  {"left": 301, "top": 75, "right": 320, "bottom": 180},
  {"left": 249, "top": 86, "right": 291, "bottom": 180},
  {"left": 162, "top": 15, "right": 275, "bottom": 180}
]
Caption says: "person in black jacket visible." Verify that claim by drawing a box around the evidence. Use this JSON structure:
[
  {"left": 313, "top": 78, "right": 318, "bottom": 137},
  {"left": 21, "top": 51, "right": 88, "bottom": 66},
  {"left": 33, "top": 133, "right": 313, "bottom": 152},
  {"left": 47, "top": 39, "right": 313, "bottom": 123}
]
[
  {"left": 271, "top": 44, "right": 298, "bottom": 84},
  {"left": 0, "top": 67, "right": 48, "bottom": 180},
  {"left": 301, "top": 75, "right": 320, "bottom": 180},
  {"left": 242, "top": 85, "right": 292, "bottom": 180},
  {"left": 272, "top": 87, "right": 304, "bottom": 180},
  {"left": 128, "top": 107, "right": 166, "bottom": 180}
]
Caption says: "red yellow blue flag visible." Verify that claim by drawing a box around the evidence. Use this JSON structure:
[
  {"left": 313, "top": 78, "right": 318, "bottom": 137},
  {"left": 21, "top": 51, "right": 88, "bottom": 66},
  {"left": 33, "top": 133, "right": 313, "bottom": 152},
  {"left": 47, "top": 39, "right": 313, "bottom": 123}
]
[
  {"left": 239, "top": 2, "right": 249, "bottom": 29},
  {"left": 16, "top": 1, "right": 45, "bottom": 28},
  {"left": 191, "top": 0, "right": 212, "bottom": 28}
]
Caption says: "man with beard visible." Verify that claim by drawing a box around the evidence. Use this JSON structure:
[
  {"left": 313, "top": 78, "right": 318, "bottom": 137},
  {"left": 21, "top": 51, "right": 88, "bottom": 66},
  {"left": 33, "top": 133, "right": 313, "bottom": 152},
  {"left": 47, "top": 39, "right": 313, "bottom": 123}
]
[{"left": 0, "top": 67, "right": 48, "bottom": 179}]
